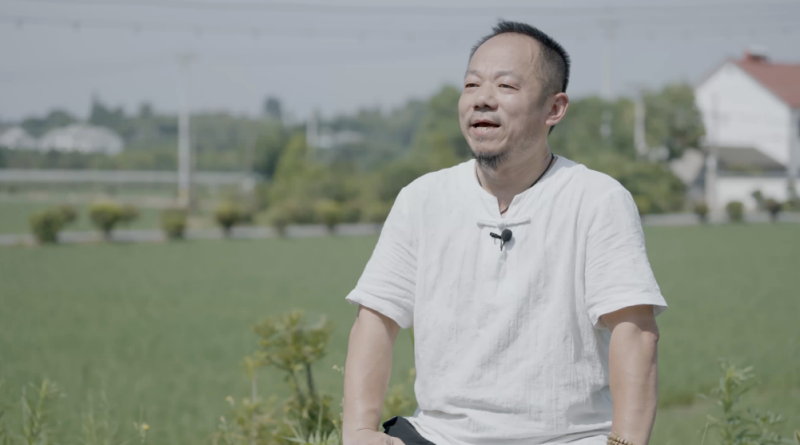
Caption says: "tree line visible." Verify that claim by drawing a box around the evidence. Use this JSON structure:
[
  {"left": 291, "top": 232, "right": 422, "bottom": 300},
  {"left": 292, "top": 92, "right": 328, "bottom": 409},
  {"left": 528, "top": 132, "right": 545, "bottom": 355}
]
[{"left": 1, "top": 84, "right": 702, "bottom": 215}]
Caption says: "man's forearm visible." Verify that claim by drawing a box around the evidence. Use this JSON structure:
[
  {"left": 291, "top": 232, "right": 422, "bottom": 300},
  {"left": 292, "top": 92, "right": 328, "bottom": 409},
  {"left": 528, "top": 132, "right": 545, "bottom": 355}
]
[
  {"left": 605, "top": 307, "right": 660, "bottom": 445},
  {"left": 343, "top": 306, "right": 400, "bottom": 440}
]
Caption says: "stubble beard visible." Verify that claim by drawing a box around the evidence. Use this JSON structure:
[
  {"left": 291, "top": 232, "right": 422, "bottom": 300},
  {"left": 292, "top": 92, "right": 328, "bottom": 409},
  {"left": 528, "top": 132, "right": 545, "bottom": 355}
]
[{"left": 470, "top": 139, "right": 511, "bottom": 171}]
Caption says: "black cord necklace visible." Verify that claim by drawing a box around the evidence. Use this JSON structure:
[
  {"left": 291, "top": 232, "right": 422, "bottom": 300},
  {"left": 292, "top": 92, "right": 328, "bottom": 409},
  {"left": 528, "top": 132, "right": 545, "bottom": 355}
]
[{"left": 476, "top": 153, "right": 556, "bottom": 215}]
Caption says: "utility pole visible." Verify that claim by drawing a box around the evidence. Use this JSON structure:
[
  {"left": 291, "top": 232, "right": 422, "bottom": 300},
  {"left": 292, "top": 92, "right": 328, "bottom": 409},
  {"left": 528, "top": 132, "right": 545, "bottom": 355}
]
[
  {"left": 306, "top": 110, "right": 318, "bottom": 149},
  {"left": 634, "top": 89, "right": 648, "bottom": 161},
  {"left": 705, "top": 95, "right": 720, "bottom": 214},
  {"left": 788, "top": 110, "right": 799, "bottom": 200},
  {"left": 600, "top": 11, "right": 617, "bottom": 100},
  {"left": 176, "top": 52, "right": 196, "bottom": 210},
  {"left": 241, "top": 131, "right": 256, "bottom": 196}
]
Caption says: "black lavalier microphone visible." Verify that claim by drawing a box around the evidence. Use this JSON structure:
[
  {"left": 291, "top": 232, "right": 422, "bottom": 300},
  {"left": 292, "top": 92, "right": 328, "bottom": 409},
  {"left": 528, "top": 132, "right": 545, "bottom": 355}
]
[{"left": 489, "top": 229, "right": 513, "bottom": 251}]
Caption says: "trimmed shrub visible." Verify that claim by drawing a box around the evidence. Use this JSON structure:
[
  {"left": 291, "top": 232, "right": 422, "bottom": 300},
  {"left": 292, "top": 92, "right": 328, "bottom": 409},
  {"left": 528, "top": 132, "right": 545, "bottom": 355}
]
[
  {"left": 725, "top": 200, "right": 745, "bottom": 223},
  {"left": 362, "top": 201, "right": 392, "bottom": 224},
  {"left": 265, "top": 203, "right": 293, "bottom": 238},
  {"left": 751, "top": 190, "right": 765, "bottom": 210},
  {"left": 160, "top": 208, "right": 188, "bottom": 240},
  {"left": 88, "top": 203, "right": 122, "bottom": 240},
  {"left": 341, "top": 200, "right": 362, "bottom": 224},
  {"left": 313, "top": 199, "right": 343, "bottom": 234},
  {"left": 29, "top": 205, "right": 79, "bottom": 244},
  {"left": 693, "top": 201, "right": 709, "bottom": 223},
  {"left": 632, "top": 195, "right": 652, "bottom": 217},
  {"left": 214, "top": 201, "right": 244, "bottom": 238},
  {"left": 29, "top": 210, "right": 63, "bottom": 244},
  {"left": 88, "top": 201, "right": 138, "bottom": 241},
  {"left": 765, "top": 198, "right": 782, "bottom": 222},
  {"left": 287, "top": 201, "right": 315, "bottom": 224}
]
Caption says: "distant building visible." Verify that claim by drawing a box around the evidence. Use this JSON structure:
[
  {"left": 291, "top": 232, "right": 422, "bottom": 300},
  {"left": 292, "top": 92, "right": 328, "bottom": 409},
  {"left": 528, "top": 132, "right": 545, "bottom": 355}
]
[
  {"left": 694, "top": 49, "right": 800, "bottom": 211},
  {"left": 306, "top": 111, "right": 364, "bottom": 150},
  {"left": 38, "top": 124, "right": 124, "bottom": 155},
  {"left": 0, "top": 127, "right": 37, "bottom": 150}
]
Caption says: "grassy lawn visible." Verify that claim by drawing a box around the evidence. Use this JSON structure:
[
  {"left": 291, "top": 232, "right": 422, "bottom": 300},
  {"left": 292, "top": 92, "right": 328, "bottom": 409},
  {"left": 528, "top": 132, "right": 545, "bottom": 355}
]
[{"left": 0, "top": 225, "right": 798, "bottom": 444}]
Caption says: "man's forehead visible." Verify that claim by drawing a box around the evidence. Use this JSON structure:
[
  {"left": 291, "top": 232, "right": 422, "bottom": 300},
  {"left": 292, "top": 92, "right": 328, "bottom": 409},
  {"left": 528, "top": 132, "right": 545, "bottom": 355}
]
[{"left": 468, "top": 33, "right": 540, "bottom": 74}]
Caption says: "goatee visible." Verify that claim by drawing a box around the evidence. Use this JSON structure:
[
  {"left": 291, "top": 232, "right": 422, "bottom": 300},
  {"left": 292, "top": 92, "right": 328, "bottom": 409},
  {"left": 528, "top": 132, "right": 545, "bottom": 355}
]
[{"left": 471, "top": 149, "right": 509, "bottom": 170}]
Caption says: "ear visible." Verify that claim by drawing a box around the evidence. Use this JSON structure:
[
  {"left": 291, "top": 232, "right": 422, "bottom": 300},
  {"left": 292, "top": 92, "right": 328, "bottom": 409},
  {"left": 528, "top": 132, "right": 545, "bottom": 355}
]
[{"left": 545, "top": 92, "right": 569, "bottom": 128}]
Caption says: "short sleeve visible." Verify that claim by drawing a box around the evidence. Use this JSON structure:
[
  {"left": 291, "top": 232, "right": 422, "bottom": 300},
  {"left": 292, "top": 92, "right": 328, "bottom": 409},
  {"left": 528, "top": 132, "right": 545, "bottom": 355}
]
[
  {"left": 584, "top": 188, "right": 667, "bottom": 328},
  {"left": 345, "top": 186, "right": 417, "bottom": 329}
]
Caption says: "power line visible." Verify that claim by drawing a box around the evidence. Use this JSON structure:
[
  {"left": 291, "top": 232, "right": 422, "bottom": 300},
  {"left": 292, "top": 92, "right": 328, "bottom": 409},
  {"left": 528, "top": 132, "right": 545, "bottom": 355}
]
[
  {"left": 2, "top": 13, "right": 798, "bottom": 41},
  {"left": 0, "top": 15, "right": 468, "bottom": 41},
  {"left": 18, "top": 0, "right": 800, "bottom": 17},
  {"left": 0, "top": 47, "right": 467, "bottom": 84}
]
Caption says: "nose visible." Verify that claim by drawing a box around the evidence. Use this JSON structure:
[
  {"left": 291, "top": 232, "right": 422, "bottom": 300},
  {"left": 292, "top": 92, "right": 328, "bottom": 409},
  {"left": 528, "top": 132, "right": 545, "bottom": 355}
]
[{"left": 474, "top": 84, "right": 498, "bottom": 111}]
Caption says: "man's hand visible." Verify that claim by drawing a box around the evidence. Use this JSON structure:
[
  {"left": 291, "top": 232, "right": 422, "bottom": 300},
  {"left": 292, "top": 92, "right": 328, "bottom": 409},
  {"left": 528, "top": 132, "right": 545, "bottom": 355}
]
[
  {"left": 345, "top": 429, "right": 406, "bottom": 445},
  {"left": 601, "top": 304, "right": 660, "bottom": 445},
  {"left": 342, "top": 306, "right": 402, "bottom": 445}
]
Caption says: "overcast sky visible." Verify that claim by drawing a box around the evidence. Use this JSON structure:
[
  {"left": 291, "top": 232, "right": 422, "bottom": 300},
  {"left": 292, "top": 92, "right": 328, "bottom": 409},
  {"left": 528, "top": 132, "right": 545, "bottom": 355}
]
[{"left": 1, "top": 0, "right": 799, "bottom": 123}]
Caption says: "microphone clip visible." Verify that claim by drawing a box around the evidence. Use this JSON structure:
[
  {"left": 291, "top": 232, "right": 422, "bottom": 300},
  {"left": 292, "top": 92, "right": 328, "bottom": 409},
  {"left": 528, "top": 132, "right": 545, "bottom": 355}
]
[{"left": 489, "top": 228, "right": 513, "bottom": 251}]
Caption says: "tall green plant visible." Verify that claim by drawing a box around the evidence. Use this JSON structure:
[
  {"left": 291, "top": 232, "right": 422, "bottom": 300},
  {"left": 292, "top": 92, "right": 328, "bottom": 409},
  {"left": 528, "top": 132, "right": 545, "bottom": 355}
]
[
  {"left": 20, "top": 379, "right": 63, "bottom": 445},
  {"left": 215, "top": 311, "right": 338, "bottom": 445},
  {"left": 0, "top": 381, "right": 9, "bottom": 445},
  {"left": 704, "top": 360, "right": 785, "bottom": 445},
  {"left": 80, "top": 390, "right": 127, "bottom": 445},
  {"left": 254, "top": 311, "right": 333, "bottom": 404},
  {"left": 212, "top": 395, "right": 282, "bottom": 445}
]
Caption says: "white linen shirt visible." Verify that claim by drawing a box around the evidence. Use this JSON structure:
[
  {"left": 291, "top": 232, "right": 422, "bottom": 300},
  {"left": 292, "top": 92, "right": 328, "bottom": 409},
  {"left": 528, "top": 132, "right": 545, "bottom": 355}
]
[{"left": 345, "top": 156, "right": 667, "bottom": 445}]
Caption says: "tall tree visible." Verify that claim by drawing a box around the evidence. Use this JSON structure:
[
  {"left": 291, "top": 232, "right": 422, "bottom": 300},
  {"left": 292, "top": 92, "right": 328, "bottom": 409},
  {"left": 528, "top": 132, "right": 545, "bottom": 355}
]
[
  {"left": 89, "top": 97, "right": 130, "bottom": 139},
  {"left": 21, "top": 109, "right": 78, "bottom": 137},
  {"left": 253, "top": 121, "right": 290, "bottom": 180},
  {"left": 263, "top": 96, "right": 283, "bottom": 121},
  {"left": 644, "top": 83, "right": 705, "bottom": 160},
  {"left": 411, "top": 85, "right": 469, "bottom": 169}
]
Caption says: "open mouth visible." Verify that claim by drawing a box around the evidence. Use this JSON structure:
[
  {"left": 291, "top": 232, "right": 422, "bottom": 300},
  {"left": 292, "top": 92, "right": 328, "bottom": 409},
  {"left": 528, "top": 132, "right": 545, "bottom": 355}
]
[
  {"left": 471, "top": 121, "right": 500, "bottom": 129},
  {"left": 470, "top": 120, "right": 500, "bottom": 137}
]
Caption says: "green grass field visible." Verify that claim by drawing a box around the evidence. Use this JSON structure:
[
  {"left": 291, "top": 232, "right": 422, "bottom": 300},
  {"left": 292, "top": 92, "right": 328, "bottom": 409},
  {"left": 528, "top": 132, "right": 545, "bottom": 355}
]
[{"left": 1, "top": 225, "right": 798, "bottom": 444}]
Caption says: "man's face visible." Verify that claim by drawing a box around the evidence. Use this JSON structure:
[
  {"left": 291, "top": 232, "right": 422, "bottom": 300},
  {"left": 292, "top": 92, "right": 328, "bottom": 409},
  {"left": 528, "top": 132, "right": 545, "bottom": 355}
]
[{"left": 458, "top": 33, "right": 551, "bottom": 166}]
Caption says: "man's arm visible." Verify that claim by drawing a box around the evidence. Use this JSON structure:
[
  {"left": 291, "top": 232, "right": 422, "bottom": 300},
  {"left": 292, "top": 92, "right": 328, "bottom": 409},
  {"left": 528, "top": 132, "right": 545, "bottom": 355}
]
[
  {"left": 600, "top": 304, "right": 660, "bottom": 445},
  {"left": 343, "top": 305, "right": 405, "bottom": 445}
]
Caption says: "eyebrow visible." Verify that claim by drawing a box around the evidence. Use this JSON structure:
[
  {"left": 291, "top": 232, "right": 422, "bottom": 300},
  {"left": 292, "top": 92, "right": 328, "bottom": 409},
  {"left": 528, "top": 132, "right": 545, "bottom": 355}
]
[{"left": 465, "top": 69, "right": 522, "bottom": 80}]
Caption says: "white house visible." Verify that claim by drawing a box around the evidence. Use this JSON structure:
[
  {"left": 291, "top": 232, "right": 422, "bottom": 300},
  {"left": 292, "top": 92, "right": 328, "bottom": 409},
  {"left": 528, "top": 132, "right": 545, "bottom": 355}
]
[
  {"left": 695, "top": 50, "right": 800, "bottom": 211},
  {"left": 38, "top": 124, "right": 124, "bottom": 155},
  {"left": 0, "top": 127, "right": 37, "bottom": 150},
  {"left": 306, "top": 111, "right": 364, "bottom": 150}
]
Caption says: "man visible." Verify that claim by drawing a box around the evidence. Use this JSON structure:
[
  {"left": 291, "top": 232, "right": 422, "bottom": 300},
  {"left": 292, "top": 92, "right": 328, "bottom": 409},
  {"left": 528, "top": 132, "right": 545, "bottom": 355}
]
[{"left": 342, "top": 21, "right": 666, "bottom": 445}]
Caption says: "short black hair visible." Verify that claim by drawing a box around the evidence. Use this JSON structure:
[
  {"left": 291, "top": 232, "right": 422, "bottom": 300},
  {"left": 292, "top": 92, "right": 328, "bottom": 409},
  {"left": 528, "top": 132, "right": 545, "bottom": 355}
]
[{"left": 470, "top": 20, "right": 570, "bottom": 101}]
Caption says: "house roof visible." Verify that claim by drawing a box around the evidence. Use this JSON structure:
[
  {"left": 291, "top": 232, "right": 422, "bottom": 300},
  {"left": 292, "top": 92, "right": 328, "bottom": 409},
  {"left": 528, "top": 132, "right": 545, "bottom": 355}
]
[
  {"left": 715, "top": 145, "right": 785, "bottom": 171},
  {"left": 38, "top": 124, "right": 124, "bottom": 154},
  {"left": 734, "top": 53, "right": 800, "bottom": 108}
]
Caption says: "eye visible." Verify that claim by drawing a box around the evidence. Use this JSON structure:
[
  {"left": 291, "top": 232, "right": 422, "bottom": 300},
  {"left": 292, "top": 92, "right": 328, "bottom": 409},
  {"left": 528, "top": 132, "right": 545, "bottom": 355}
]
[
  {"left": 465, "top": 82, "right": 478, "bottom": 88},
  {"left": 499, "top": 84, "right": 514, "bottom": 89}
]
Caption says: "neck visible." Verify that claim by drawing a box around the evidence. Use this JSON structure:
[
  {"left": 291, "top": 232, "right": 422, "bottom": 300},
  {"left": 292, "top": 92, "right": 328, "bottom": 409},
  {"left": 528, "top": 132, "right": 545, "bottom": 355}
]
[{"left": 475, "top": 144, "right": 553, "bottom": 216}]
